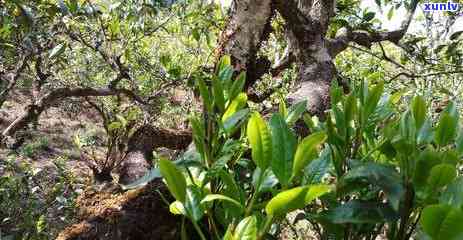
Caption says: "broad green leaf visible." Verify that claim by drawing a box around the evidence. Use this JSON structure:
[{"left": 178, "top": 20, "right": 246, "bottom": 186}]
[
  {"left": 319, "top": 200, "right": 398, "bottom": 224},
  {"left": 292, "top": 131, "right": 327, "bottom": 180},
  {"left": 196, "top": 78, "right": 212, "bottom": 112},
  {"left": 229, "top": 72, "right": 246, "bottom": 102},
  {"left": 252, "top": 168, "right": 278, "bottom": 193},
  {"left": 270, "top": 113, "right": 297, "bottom": 186},
  {"left": 427, "top": 164, "right": 456, "bottom": 188},
  {"left": 223, "top": 93, "right": 248, "bottom": 122},
  {"left": 435, "top": 102, "right": 459, "bottom": 147},
  {"left": 455, "top": 128, "right": 463, "bottom": 155},
  {"left": 234, "top": 216, "right": 257, "bottom": 240},
  {"left": 286, "top": 101, "right": 307, "bottom": 126},
  {"left": 440, "top": 177, "right": 463, "bottom": 207},
  {"left": 223, "top": 109, "right": 249, "bottom": 134},
  {"left": 421, "top": 204, "right": 463, "bottom": 240},
  {"left": 304, "top": 148, "right": 331, "bottom": 184},
  {"left": 219, "top": 66, "right": 234, "bottom": 91},
  {"left": 411, "top": 95, "right": 427, "bottom": 130},
  {"left": 435, "top": 114, "right": 458, "bottom": 147},
  {"left": 344, "top": 93, "right": 357, "bottom": 125},
  {"left": 247, "top": 112, "right": 272, "bottom": 170},
  {"left": 279, "top": 95, "right": 288, "bottom": 118},
  {"left": 339, "top": 162, "right": 404, "bottom": 211},
  {"left": 413, "top": 148, "right": 441, "bottom": 188},
  {"left": 363, "top": 81, "right": 384, "bottom": 121},
  {"left": 190, "top": 116, "right": 205, "bottom": 160},
  {"left": 200, "top": 194, "right": 244, "bottom": 211},
  {"left": 159, "top": 158, "right": 187, "bottom": 203},
  {"left": 265, "top": 184, "right": 331, "bottom": 217},
  {"left": 212, "top": 76, "right": 226, "bottom": 112},
  {"left": 219, "top": 170, "right": 245, "bottom": 205},
  {"left": 217, "top": 55, "right": 231, "bottom": 73},
  {"left": 184, "top": 185, "right": 204, "bottom": 221},
  {"left": 120, "top": 168, "right": 161, "bottom": 190},
  {"left": 223, "top": 225, "right": 234, "bottom": 240}
]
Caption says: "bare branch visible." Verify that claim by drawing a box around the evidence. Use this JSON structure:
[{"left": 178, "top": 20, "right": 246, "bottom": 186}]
[{"left": 0, "top": 53, "right": 31, "bottom": 107}]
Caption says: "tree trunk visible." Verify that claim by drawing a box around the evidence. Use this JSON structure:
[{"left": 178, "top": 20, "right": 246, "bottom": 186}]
[
  {"left": 216, "top": 0, "right": 274, "bottom": 88},
  {"left": 218, "top": 0, "right": 338, "bottom": 116},
  {"left": 117, "top": 125, "right": 192, "bottom": 185}
]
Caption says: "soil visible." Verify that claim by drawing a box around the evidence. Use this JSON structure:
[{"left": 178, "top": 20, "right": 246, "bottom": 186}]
[{"left": 56, "top": 180, "right": 180, "bottom": 240}]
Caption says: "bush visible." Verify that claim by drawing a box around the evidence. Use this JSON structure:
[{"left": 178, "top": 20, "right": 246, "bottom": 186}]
[{"left": 157, "top": 57, "right": 463, "bottom": 240}]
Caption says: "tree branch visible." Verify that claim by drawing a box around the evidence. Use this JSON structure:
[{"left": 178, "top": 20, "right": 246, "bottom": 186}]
[
  {"left": 328, "top": 0, "right": 420, "bottom": 56},
  {"left": 1, "top": 87, "right": 147, "bottom": 138}
]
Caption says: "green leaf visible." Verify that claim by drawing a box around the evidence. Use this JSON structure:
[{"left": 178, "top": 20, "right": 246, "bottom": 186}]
[
  {"left": 319, "top": 200, "right": 398, "bottom": 224},
  {"left": 223, "top": 225, "right": 234, "bottom": 240},
  {"left": 304, "top": 148, "right": 331, "bottom": 184},
  {"left": 427, "top": 164, "right": 456, "bottom": 188},
  {"left": 159, "top": 158, "right": 187, "bottom": 203},
  {"left": 247, "top": 112, "right": 272, "bottom": 170},
  {"left": 212, "top": 76, "right": 226, "bottom": 112},
  {"left": 201, "top": 194, "right": 244, "bottom": 211},
  {"left": 217, "top": 55, "right": 231, "bottom": 73},
  {"left": 363, "top": 81, "right": 384, "bottom": 122},
  {"left": 270, "top": 113, "right": 297, "bottom": 187},
  {"left": 219, "top": 66, "right": 234, "bottom": 91},
  {"left": 364, "top": 12, "right": 376, "bottom": 21},
  {"left": 411, "top": 95, "right": 427, "bottom": 130},
  {"left": 120, "top": 168, "right": 161, "bottom": 190},
  {"left": 234, "top": 216, "right": 257, "bottom": 240},
  {"left": 440, "top": 177, "right": 463, "bottom": 207},
  {"left": 229, "top": 72, "right": 246, "bottom": 102},
  {"left": 196, "top": 78, "right": 212, "bottom": 112},
  {"left": 223, "top": 109, "right": 249, "bottom": 135},
  {"left": 292, "top": 131, "right": 327, "bottom": 180},
  {"left": 339, "top": 162, "right": 404, "bottom": 211},
  {"left": 252, "top": 168, "right": 278, "bottom": 193},
  {"left": 170, "top": 200, "right": 187, "bottom": 215},
  {"left": 279, "top": 95, "right": 288, "bottom": 118},
  {"left": 387, "top": 7, "right": 394, "bottom": 20},
  {"left": 435, "top": 102, "right": 459, "bottom": 147},
  {"left": 344, "top": 93, "right": 357, "bottom": 125},
  {"left": 286, "top": 101, "right": 307, "bottom": 126},
  {"left": 265, "top": 185, "right": 331, "bottom": 217},
  {"left": 184, "top": 185, "right": 204, "bottom": 221},
  {"left": 223, "top": 93, "right": 248, "bottom": 122},
  {"left": 421, "top": 204, "right": 463, "bottom": 240},
  {"left": 435, "top": 114, "right": 458, "bottom": 147},
  {"left": 413, "top": 148, "right": 441, "bottom": 188},
  {"left": 190, "top": 116, "right": 205, "bottom": 160},
  {"left": 49, "top": 43, "right": 66, "bottom": 59}
]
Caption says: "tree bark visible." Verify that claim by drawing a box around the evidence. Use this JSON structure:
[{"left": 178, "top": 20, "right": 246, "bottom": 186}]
[
  {"left": 118, "top": 125, "right": 192, "bottom": 185},
  {"left": 216, "top": 0, "right": 274, "bottom": 88}
]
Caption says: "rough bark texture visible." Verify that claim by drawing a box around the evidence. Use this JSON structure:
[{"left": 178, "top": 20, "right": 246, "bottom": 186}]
[
  {"left": 218, "top": 0, "right": 418, "bottom": 116},
  {"left": 216, "top": 0, "right": 274, "bottom": 88},
  {"left": 118, "top": 125, "right": 192, "bottom": 185}
]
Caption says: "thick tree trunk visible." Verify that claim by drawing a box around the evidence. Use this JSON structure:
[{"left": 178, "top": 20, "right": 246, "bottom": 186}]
[
  {"left": 216, "top": 0, "right": 274, "bottom": 88},
  {"left": 218, "top": 0, "right": 338, "bottom": 116},
  {"left": 118, "top": 125, "right": 192, "bottom": 185}
]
